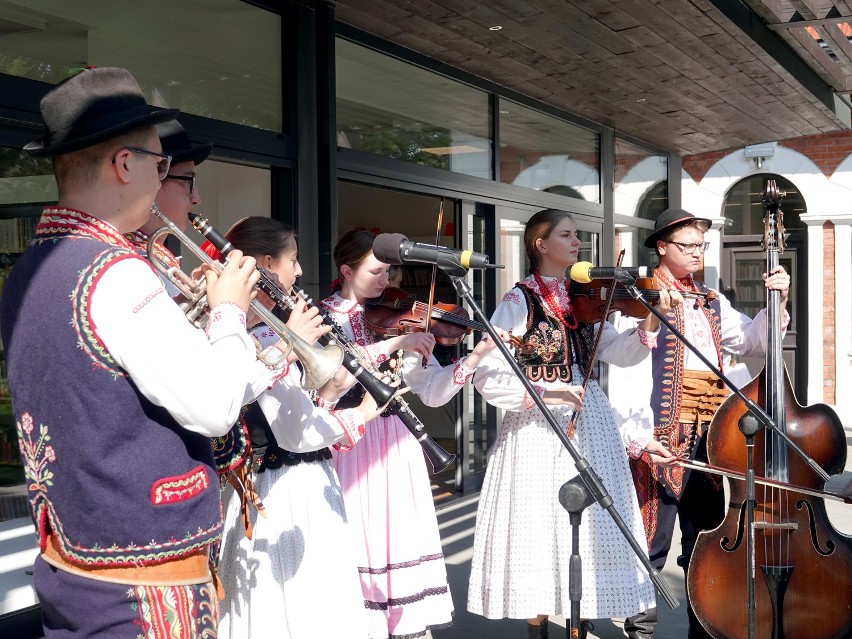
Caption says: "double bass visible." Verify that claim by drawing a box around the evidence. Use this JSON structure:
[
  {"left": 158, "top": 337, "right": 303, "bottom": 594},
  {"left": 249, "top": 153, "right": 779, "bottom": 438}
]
[{"left": 687, "top": 181, "right": 852, "bottom": 638}]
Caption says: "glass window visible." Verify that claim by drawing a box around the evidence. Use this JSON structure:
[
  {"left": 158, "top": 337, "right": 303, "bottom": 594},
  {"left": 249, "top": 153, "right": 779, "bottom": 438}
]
[
  {"left": 336, "top": 39, "right": 492, "bottom": 179},
  {"left": 614, "top": 139, "right": 668, "bottom": 218},
  {"left": 0, "top": 1, "right": 282, "bottom": 131},
  {"left": 723, "top": 174, "right": 804, "bottom": 235},
  {"left": 0, "top": 146, "right": 55, "bottom": 522},
  {"left": 499, "top": 100, "right": 600, "bottom": 202}
]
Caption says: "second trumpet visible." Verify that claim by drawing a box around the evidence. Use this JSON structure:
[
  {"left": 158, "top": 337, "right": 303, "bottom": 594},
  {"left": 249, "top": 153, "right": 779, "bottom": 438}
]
[{"left": 146, "top": 204, "right": 344, "bottom": 390}]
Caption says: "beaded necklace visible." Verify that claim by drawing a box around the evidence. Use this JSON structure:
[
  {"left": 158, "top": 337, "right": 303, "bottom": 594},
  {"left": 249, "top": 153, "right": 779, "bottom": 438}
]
[{"left": 532, "top": 271, "right": 578, "bottom": 330}]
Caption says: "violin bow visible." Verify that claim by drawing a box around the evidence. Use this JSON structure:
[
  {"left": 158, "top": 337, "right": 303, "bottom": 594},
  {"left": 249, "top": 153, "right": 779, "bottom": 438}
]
[
  {"left": 649, "top": 453, "right": 852, "bottom": 505},
  {"left": 564, "top": 249, "right": 626, "bottom": 437},
  {"left": 421, "top": 199, "right": 444, "bottom": 367}
]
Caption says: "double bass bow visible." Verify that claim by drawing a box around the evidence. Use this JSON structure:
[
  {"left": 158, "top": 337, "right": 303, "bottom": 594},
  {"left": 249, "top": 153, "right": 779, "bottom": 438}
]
[{"left": 686, "top": 181, "right": 852, "bottom": 639}]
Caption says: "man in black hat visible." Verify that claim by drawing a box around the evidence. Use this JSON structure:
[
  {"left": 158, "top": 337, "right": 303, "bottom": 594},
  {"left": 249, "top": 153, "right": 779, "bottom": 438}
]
[
  {"left": 126, "top": 120, "right": 212, "bottom": 293},
  {"left": 0, "top": 67, "right": 277, "bottom": 637},
  {"left": 616, "top": 208, "right": 789, "bottom": 638}
]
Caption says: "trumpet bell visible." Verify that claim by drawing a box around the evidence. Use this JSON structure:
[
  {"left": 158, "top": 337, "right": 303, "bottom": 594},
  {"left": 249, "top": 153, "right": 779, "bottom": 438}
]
[{"left": 299, "top": 341, "right": 344, "bottom": 390}]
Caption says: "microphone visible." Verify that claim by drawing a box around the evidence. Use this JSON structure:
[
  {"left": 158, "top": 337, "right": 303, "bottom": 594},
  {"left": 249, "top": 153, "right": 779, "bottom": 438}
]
[
  {"left": 569, "top": 261, "right": 649, "bottom": 284},
  {"left": 372, "top": 233, "right": 500, "bottom": 272}
]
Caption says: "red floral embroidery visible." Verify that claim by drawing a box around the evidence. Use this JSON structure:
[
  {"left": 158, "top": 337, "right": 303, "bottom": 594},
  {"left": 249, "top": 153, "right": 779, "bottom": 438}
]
[{"left": 452, "top": 362, "right": 473, "bottom": 385}]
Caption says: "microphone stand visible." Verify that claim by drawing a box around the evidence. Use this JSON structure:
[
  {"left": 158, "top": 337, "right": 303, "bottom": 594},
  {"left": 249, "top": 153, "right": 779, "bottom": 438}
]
[{"left": 443, "top": 266, "right": 680, "bottom": 612}]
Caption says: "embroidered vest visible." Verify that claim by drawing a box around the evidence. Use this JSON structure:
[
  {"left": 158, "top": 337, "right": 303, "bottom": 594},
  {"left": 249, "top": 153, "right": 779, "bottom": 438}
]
[
  {"left": 649, "top": 284, "right": 723, "bottom": 437},
  {"left": 515, "top": 286, "right": 595, "bottom": 383},
  {"left": 213, "top": 401, "right": 331, "bottom": 476},
  {"left": 1, "top": 233, "right": 222, "bottom": 567}
]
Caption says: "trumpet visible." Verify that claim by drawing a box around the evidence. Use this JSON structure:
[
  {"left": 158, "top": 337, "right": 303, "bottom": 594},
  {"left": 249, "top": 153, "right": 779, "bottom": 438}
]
[
  {"left": 146, "top": 205, "right": 344, "bottom": 390},
  {"left": 189, "top": 212, "right": 456, "bottom": 473}
]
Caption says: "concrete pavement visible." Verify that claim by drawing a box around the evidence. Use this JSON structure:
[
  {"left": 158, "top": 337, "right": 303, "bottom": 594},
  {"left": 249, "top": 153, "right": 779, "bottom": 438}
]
[{"left": 431, "top": 424, "right": 852, "bottom": 639}]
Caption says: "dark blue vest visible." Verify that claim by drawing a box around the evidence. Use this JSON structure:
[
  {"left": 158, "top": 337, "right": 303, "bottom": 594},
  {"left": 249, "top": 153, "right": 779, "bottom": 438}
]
[{"left": 1, "top": 219, "right": 221, "bottom": 567}]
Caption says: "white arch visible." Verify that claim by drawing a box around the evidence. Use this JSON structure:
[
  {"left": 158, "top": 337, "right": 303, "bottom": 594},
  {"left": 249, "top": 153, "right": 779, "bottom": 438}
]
[
  {"left": 511, "top": 154, "right": 599, "bottom": 202},
  {"left": 613, "top": 155, "right": 668, "bottom": 218},
  {"left": 685, "top": 144, "right": 842, "bottom": 410}
]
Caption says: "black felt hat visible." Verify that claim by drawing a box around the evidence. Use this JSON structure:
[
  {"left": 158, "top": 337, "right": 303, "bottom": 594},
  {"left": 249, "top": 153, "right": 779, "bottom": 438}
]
[
  {"left": 158, "top": 120, "right": 212, "bottom": 166},
  {"left": 644, "top": 207, "right": 712, "bottom": 248},
  {"left": 24, "top": 67, "right": 178, "bottom": 156}
]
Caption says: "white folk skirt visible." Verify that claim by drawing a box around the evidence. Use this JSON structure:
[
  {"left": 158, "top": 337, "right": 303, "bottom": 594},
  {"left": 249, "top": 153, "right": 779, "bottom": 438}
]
[
  {"left": 217, "top": 458, "right": 368, "bottom": 639},
  {"left": 332, "top": 414, "right": 454, "bottom": 639},
  {"left": 467, "top": 371, "right": 656, "bottom": 621}
]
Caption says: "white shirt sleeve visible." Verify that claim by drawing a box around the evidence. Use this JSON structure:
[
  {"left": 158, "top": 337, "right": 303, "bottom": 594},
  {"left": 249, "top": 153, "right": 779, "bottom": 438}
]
[
  {"left": 255, "top": 365, "right": 359, "bottom": 452},
  {"left": 472, "top": 291, "right": 544, "bottom": 412},
  {"left": 717, "top": 290, "right": 788, "bottom": 357},
  {"left": 399, "top": 353, "right": 474, "bottom": 407},
  {"left": 91, "top": 258, "right": 277, "bottom": 437}
]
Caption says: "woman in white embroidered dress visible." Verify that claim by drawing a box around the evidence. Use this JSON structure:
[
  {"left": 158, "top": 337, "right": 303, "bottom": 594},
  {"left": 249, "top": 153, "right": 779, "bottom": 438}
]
[
  {"left": 321, "top": 228, "right": 509, "bottom": 639},
  {"left": 216, "top": 218, "right": 385, "bottom": 639},
  {"left": 466, "top": 209, "right": 672, "bottom": 639}
]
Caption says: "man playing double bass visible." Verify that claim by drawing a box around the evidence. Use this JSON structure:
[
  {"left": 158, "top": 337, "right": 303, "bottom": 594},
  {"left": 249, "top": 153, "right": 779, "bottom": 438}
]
[{"left": 611, "top": 208, "right": 790, "bottom": 639}]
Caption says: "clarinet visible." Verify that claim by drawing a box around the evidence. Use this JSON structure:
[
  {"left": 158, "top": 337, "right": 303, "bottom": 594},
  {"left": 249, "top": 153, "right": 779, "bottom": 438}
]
[{"left": 189, "top": 213, "right": 455, "bottom": 473}]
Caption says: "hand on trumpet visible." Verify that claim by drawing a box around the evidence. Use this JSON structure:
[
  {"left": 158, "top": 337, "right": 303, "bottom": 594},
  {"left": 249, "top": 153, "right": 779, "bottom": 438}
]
[{"left": 201, "top": 249, "right": 260, "bottom": 313}]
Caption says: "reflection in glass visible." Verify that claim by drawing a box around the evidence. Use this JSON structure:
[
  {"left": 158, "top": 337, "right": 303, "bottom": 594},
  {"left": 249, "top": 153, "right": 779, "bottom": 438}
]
[
  {"left": 614, "top": 139, "right": 668, "bottom": 219},
  {"left": 0, "top": 147, "right": 54, "bottom": 521},
  {"left": 723, "top": 174, "right": 804, "bottom": 235},
  {"left": 499, "top": 100, "right": 600, "bottom": 202},
  {"left": 0, "top": 1, "right": 282, "bottom": 131},
  {"left": 336, "top": 40, "right": 492, "bottom": 179},
  {"left": 614, "top": 226, "right": 658, "bottom": 269}
]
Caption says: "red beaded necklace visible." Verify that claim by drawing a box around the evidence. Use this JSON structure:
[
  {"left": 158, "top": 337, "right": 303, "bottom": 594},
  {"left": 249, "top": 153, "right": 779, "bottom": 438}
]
[{"left": 532, "top": 271, "right": 578, "bottom": 330}]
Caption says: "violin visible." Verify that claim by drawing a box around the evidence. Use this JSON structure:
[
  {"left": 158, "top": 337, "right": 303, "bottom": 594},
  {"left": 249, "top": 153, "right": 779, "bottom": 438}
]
[
  {"left": 687, "top": 180, "right": 852, "bottom": 639},
  {"left": 570, "top": 277, "right": 717, "bottom": 323},
  {"left": 364, "top": 287, "right": 484, "bottom": 345}
]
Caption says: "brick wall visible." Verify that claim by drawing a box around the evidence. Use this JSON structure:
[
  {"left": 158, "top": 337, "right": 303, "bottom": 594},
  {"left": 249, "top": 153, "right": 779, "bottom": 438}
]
[
  {"left": 683, "top": 130, "right": 852, "bottom": 403},
  {"left": 824, "top": 222, "right": 836, "bottom": 405}
]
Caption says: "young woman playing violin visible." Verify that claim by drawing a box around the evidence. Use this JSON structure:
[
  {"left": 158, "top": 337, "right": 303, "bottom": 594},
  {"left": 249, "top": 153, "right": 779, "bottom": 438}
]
[
  {"left": 321, "top": 228, "right": 510, "bottom": 639},
  {"left": 466, "top": 209, "right": 674, "bottom": 639},
  {"left": 609, "top": 207, "right": 790, "bottom": 639}
]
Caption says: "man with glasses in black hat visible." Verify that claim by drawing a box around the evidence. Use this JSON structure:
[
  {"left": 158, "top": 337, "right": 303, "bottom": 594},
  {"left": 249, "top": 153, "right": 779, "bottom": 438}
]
[
  {"left": 0, "top": 67, "right": 281, "bottom": 637},
  {"left": 614, "top": 207, "right": 789, "bottom": 639},
  {"left": 125, "top": 120, "right": 211, "bottom": 296}
]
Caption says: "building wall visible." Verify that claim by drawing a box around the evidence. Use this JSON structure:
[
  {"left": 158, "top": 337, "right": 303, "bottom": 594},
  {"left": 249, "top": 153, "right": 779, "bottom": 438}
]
[{"left": 681, "top": 133, "right": 852, "bottom": 424}]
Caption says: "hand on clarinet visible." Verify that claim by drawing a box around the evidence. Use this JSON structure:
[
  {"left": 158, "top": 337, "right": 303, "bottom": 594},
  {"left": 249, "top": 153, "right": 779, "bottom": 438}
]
[{"left": 355, "top": 377, "right": 409, "bottom": 423}]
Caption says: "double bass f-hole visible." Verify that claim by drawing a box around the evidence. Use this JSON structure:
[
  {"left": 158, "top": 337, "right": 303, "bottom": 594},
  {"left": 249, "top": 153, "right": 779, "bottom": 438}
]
[{"left": 686, "top": 180, "right": 852, "bottom": 639}]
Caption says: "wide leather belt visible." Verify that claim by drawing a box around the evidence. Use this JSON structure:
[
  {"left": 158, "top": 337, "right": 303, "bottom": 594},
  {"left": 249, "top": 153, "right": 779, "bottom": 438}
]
[
  {"left": 678, "top": 369, "right": 728, "bottom": 432},
  {"left": 41, "top": 533, "right": 212, "bottom": 587}
]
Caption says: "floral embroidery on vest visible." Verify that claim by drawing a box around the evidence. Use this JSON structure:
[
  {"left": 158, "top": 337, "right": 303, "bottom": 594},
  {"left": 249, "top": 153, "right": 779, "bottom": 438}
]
[{"left": 18, "top": 412, "right": 55, "bottom": 497}]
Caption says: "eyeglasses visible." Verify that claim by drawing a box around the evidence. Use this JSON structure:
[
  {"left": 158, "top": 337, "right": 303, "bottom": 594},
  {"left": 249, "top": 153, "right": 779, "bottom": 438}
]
[
  {"left": 667, "top": 241, "right": 710, "bottom": 254},
  {"left": 164, "top": 174, "right": 196, "bottom": 194},
  {"left": 123, "top": 146, "right": 172, "bottom": 180}
]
